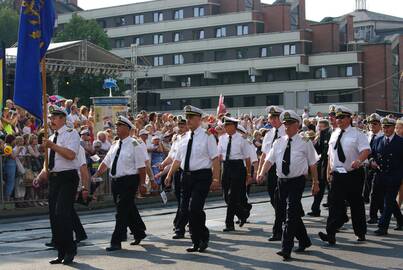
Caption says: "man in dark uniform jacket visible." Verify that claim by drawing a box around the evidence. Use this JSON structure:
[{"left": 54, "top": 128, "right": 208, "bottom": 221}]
[
  {"left": 370, "top": 116, "right": 403, "bottom": 235},
  {"left": 309, "top": 118, "right": 332, "bottom": 217}
]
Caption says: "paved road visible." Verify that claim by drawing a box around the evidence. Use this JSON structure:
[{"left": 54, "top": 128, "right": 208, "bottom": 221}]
[{"left": 0, "top": 193, "right": 402, "bottom": 270}]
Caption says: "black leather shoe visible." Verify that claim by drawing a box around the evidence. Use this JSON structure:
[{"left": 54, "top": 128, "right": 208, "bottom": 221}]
[
  {"left": 276, "top": 250, "right": 291, "bottom": 261},
  {"left": 62, "top": 253, "right": 75, "bottom": 265},
  {"left": 130, "top": 234, "right": 146, "bottom": 246},
  {"left": 307, "top": 212, "right": 321, "bottom": 217},
  {"left": 172, "top": 233, "right": 185, "bottom": 239},
  {"left": 322, "top": 203, "right": 329, "bottom": 208},
  {"left": 367, "top": 218, "right": 378, "bottom": 224},
  {"left": 356, "top": 235, "right": 366, "bottom": 242},
  {"left": 374, "top": 229, "right": 388, "bottom": 236},
  {"left": 198, "top": 240, "right": 208, "bottom": 252},
  {"left": 106, "top": 244, "right": 122, "bottom": 251},
  {"left": 294, "top": 241, "right": 312, "bottom": 253},
  {"left": 268, "top": 235, "right": 282, "bottom": 242},
  {"left": 75, "top": 235, "right": 88, "bottom": 244},
  {"left": 394, "top": 224, "right": 403, "bottom": 231},
  {"left": 223, "top": 227, "right": 235, "bottom": 232},
  {"left": 239, "top": 217, "right": 247, "bottom": 227},
  {"left": 186, "top": 244, "right": 200, "bottom": 252},
  {"left": 318, "top": 232, "right": 336, "bottom": 245},
  {"left": 49, "top": 258, "right": 63, "bottom": 265}
]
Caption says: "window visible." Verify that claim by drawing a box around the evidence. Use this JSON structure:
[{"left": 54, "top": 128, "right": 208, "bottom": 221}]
[
  {"left": 180, "top": 77, "right": 191, "bottom": 87},
  {"left": 216, "top": 27, "right": 226, "bottom": 38},
  {"left": 236, "top": 49, "right": 247, "bottom": 59},
  {"left": 214, "top": 51, "right": 226, "bottom": 61},
  {"left": 315, "top": 67, "right": 327, "bottom": 79},
  {"left": 153, "top": 12, "right": 163, "bottom": 22},
  {"left": 267, "top": 72, "right": 275, "bottom": 82},
  {"left": 174, "top": 9, "right": 184, "bottom": 20},
  {"left": 98, "top": 19, "right": 106, "bottom": 28},
  {"left": 260, "top": 47, "right": 267, "bottom": 57},
  {"left": 200, "top": 98, "right": 211, "bottom": 109},
  {"left": 134, "top": 36, "right": 143, "bottom": 45},
  {"left": 173, "top": 32, "right": 183, "bottom": 42},
  {"left": 290, "top": 44, "right": 296, "bottom": 55},
  {"left": 116, "top": 17, "right": 127, "bottom": 26},
  {"left": 284, "top": 44, "right": 290, "bottom": 56},
  {"left": 243, "top": 96, "right": 255, "bottom": 107},
  {"left": 199, "top": 30, "right": 205, "bottom": 39},
  {"left": 115, "top": 39, "right": 125, "bottom": 48},
  {"left": 153, "top": 34, "right": 163, "bottom": 44},
  {"left": 174, "top": 54, "right": 184, "bottom": 65},
  {"left": 237, "top": 25, "right": 249, "bottom": 36},
  {"left": 153, "top": 56, "right": 164, "bottom": 66},
  {"left": 225, "top": 97, "right": 234, "bottom": 108},
  {"left": 134, "top": 15, "right": 144, "bottom": 24},
  {"left": 266, "top": 94, "right": 282, "bottom": 105},
  {"left": 284, "top": 44, "right": 296, "bottom": 56},
  {"left": 346, "top": 66, "right": 353, "bottom": 77},
  {"left": 193, "top": 52, "right": 204, "bottom": 63},
  {"left": 194, "top": 7, "right": 205, "bottom": 17}
]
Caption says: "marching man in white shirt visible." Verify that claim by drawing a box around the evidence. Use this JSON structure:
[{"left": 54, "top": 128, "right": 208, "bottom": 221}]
[
  {"left": 258, "top": 110, "right": 319, "bottom": 261},
  {"left": 165, "top": 105, "right": 220, "bottom": 253},
  {"left": 93, "top": 116, "right": 147, "bottom": 251}
]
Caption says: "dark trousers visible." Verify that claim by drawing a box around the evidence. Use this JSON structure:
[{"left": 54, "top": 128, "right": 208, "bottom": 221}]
[
  {"left": 111, "top": 175, "right": 146, "bottom": 244},
  {"left": 267, "top": 165, "right": 278, "bottom": 208},
  {"left": 173, "top": 170, "right": 183, "bottom": 227},
  {"left": 266, "top": 165, "right": 283, "bottom": 237},
  {"left": 326, "top": 168, "right": 367, "bottom": 237},
  {"left": 278, "top": 176, "right": 310, "bottom": 254},
  {"left": 363, "top": 168, "right": 374, "bottom": 203},
  {"left": 181, "top": 170, "right": 212, "bottom": 245},
  {"left": 369, "top": 174, "right": 385, "bottom": 219},
  {"left": 72, "top": 208, "right": 87, "bottom": 240},
  {"left": 222, "top": 160, "right": 248, "bottom": 227},
  {"left": 311, "top": 162, "right": 329, "bottom": 214},
  {"left": 378, "top": 179, "right": 403, "bottom": 231},
  {"left": 48, "top": 170, "right": 79, "bottom": 255}
]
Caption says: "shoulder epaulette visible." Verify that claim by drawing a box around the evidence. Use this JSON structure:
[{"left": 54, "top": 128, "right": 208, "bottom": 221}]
[
  {"left": 132, "top": 139, "right": 140, "bottom": 147},
  {"left": 67, "top": 128, "right": 73, "bottom": 132}
]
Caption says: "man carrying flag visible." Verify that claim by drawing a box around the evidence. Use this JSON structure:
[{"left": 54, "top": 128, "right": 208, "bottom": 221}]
[{"left": 14, "top": 0, "right": 82, "bottom": 266}]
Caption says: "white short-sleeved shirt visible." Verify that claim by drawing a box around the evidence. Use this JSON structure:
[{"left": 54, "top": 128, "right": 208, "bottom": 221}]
[
  {"left": 261, "top": 125, "right": 286, "bottom": 154},
  {"left": 175, "top": 127, "right": 218, "bottom": 171},
  {"left": 266, "top": 133, "right": 319, "bottom": 178},
  {"left": 49, "top": 125, "right": 80, "bottom": 172},
  {"left": 76, "top": 146, "right": 87, "bottom": 168},
  {"left": 248, "top": 140, "right": 258, "bottom": 163},
  {"left": 102, "top": 136, "right": 147, "bottom": 178},
  {"left": 138, "top": 141, "right": 150, "bottom": 162},
  {"left": 218, "top": 132, "right": 249, "bottom": 161},
  {"left": 328, "top": 126, "right": 370, "bottom": 172},
  {"left": 168, "top": 134, "right": 183, "bottom": 160}
]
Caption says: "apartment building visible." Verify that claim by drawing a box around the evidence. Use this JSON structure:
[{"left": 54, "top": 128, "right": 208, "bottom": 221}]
[{"left": 57, "top": 0, "right": 403, "bottom": 114}]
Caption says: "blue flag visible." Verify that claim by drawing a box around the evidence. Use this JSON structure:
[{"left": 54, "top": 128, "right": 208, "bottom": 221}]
[{"left": 14, "top": 0, "right": 55, "bottom": 121}]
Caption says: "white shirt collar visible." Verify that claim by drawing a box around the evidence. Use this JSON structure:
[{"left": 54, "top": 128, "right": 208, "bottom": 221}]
[{"left": 385, "top": 134, "right": 395, "bottom": 141}]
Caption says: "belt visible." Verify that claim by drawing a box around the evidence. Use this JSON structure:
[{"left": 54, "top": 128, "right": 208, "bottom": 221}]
[
  {"left": 49, "top": 169, "right": 76, "bottom": 177},
  {"left": 278, "top": 175, "right": 305, "bottom": 181},
  {"left": 183, "top": 169, "right": 211, "bottom": 176},
  {"left": 111, "top": 174, "right": 138, "bottom": 181}
]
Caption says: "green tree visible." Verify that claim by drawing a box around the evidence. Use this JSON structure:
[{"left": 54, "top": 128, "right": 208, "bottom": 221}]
[
  {"left": 0, "top": 0, "right": 17, "bottom": 10},
  {"left": 54, "top": 14, "right": 110, "bottom": 50},
  {"left": 0, "top": 7, "right": 19, "bottom": 47}
]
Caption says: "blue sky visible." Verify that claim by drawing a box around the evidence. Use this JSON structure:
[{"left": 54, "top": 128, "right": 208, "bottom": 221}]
[{"left": 78, "top": 0, "right": 403, "bottom": 22}]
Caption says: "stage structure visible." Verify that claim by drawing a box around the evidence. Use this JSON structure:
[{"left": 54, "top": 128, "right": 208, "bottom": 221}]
[{"left": 5, "top": 40, "right": 148, "bottom": 114}]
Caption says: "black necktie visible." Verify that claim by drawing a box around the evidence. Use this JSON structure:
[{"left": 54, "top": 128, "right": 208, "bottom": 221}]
[
  {"left": 370, "top": 134, "right": 376, "bottom": 147},
  {"left": 48, "top": 132, "right": 58, "bottom": 171},
  {"left": 385, "top": 138, "right": 390, "bottom": 145},
  {"left": 184, "top": 131, "right": 194, "bottom": 172},
  {"left": 282, "top": 138, "right": 292, "bottom": 176},
  {"left": 272, "top": 128, "right": 279, "bottom": 144},
  {"left": 225, "top": 135, "right": 232, "bottom": 161},
  {"left": 334, "top": 129, "right": 346, "bottom": 163},
  {"left": 111, "top": 140, "right": 122, "bottom": 176}
]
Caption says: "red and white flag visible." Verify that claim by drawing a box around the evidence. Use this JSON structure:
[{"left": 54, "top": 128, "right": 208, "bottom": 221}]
[{"left": 217, "top": 94, "right": 226, "bottom": 115}]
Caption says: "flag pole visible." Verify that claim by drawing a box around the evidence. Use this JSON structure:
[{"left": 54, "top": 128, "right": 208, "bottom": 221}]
[{"left": 41, "top": 58, "right": 48, "bottom": 172}]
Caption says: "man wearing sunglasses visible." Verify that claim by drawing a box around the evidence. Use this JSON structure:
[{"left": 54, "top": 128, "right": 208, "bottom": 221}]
[{"left": 319, "top": 105, "right": 370, "bottom": 245}]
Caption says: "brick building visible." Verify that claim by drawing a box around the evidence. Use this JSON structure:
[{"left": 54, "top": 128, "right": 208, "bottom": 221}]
[{"left": 57, "top": 0, "right": 403, "bottom": 114}]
